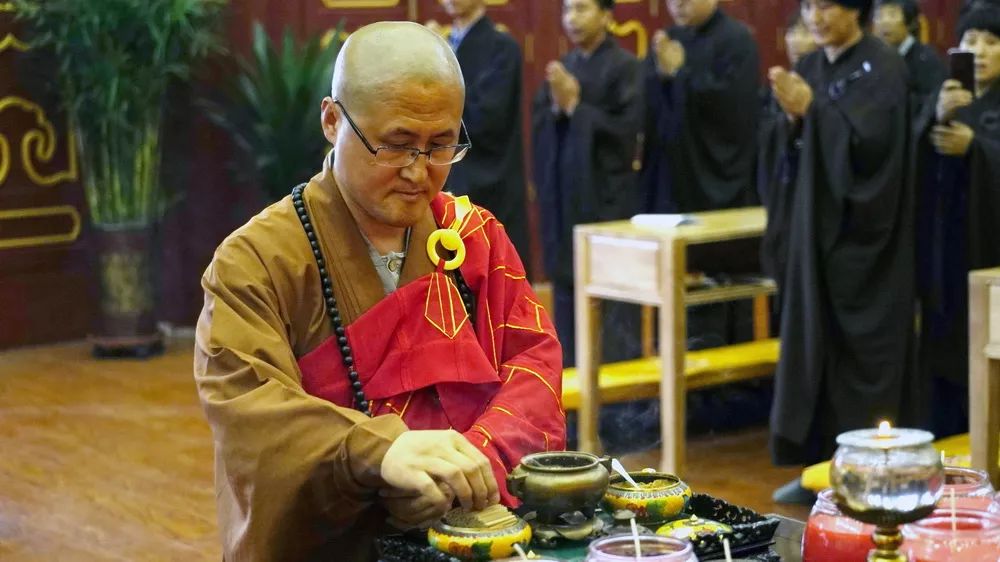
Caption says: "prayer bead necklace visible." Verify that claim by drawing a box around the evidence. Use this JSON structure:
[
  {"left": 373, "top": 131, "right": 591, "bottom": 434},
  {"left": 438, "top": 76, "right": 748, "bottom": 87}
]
[{"left": 292, "top": 184, "right": 475, "bottom": 416}]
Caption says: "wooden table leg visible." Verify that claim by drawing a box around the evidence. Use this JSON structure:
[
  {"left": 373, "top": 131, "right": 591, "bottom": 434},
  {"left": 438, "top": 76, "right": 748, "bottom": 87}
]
[
  {"left": 575, "top": 229, "right": 603, "bottom": 456},
  {"left": 659, "top": 238, "right": 686, "bottom": 476},
  {"left": 969, "top": 273, "right": 1000, "bottom": 487}
]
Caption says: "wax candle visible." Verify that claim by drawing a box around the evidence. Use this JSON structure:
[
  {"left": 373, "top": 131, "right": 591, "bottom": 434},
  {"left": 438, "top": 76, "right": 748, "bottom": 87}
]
[
  {"left": 802, "top": 489, "right": 876, "bottom": 562},
  {"left": 902, "top": 508, "right": 1000, "bottom": 562}
]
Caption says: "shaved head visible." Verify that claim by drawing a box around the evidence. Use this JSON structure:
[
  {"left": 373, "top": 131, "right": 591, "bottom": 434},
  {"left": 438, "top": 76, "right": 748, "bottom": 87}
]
[{"left": 332, "top": 21, "right": 465, "bottom": 115}]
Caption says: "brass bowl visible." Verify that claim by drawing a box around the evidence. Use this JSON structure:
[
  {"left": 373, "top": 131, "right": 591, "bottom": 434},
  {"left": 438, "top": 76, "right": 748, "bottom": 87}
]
[
  {"left": 427, "top": 517, "right": 532, "bottom": 561},
  {"left": 603, "top": 471, "right": 692, "bottom": 526}
]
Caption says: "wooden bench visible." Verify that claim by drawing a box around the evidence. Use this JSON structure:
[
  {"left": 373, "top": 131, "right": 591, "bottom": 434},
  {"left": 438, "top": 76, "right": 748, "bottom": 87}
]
[{"left": 561, "top": 338, "right": 779, "bottom": 411}]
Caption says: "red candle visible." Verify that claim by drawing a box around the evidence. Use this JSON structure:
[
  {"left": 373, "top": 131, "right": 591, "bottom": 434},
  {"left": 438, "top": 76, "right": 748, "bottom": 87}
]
[
  {"left": 903, "top": 509, "right": 1000, "bottom": 562},
  {"left": 802, "top": 489, "right": 876, "bottom": 562}
]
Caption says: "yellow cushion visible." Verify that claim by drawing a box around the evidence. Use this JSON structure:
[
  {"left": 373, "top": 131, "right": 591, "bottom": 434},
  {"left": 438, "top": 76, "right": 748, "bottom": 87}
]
[
  {"left": 800, "top": 433, "right": 1000, "bottom": 492},
  {"left": 561, "top": 339, "right": 779, "bottom": 410}
]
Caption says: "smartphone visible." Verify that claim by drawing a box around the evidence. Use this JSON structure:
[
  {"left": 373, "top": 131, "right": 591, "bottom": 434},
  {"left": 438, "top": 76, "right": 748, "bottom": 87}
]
[{"left": 948, "top": 48, "right": 975, "bottom": 93}]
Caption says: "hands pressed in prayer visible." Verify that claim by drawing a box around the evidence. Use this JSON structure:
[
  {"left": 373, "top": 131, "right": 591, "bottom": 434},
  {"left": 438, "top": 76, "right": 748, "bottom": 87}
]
[
  {"left": 652, "top": 30, "right": 686, "bottom": 77},
  {"left": 380, "top": 429, "right": 499, "bottom": 519},
  {"left": 931, "top": 121, "right": 975, "bottom": 156},
  {"left": 936, "top": 79, "right": 974, "bottom": 124},
  {"left": 546, "top": 61, "right": 581, "bottom": 114},
  {"left": 769, "top": 66, "right": 813, "bottom": 121}
]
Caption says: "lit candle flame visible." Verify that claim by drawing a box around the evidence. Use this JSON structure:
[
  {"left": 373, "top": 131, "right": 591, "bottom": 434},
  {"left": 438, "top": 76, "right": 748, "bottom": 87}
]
[{"left": 877, "top": 420, "right": 892, "bottom": 437}]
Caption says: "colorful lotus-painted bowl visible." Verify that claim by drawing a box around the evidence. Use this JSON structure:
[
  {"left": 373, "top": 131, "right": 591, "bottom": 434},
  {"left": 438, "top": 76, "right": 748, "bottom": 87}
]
[
  {"left": 602, "top": 471, "right": 692, "bottom": 526},
  {"left": 427, "top": 517, "right": 532, "bottom": 561}
]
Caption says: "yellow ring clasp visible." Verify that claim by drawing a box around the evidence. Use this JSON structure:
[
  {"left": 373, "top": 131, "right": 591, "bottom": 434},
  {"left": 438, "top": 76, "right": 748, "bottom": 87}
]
[{"left": 427, "top": 228, "right": 466, "bottom": 271}]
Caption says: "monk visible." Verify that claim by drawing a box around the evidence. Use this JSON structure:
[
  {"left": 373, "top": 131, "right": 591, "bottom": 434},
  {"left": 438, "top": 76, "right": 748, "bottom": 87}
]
[{"left": 194, "top": 22, "right": 565, "bottom": 562}]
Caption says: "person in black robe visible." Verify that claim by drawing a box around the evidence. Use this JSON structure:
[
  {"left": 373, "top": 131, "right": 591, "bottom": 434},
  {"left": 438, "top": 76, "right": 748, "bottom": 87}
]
[
  {"left": 532, "top": 0, "right": 643, "bottom": 366},
  {"left": 758, "top": 11, "right": 816, "bottom": 290},
  {"left": 439, "top": 0, "right": 530, "bottom": 264},
  {"left": 873, "top": 0, "right": 947, "bottom": 117},
  {"left": 641, "top": 0, "right": 760, "bottom": 213},
  {"left": 766, "top": 0, "right": 920, "bottom": 469},
  {"left": 914, "top": 6, "right": 1000, "bottom": 438}
]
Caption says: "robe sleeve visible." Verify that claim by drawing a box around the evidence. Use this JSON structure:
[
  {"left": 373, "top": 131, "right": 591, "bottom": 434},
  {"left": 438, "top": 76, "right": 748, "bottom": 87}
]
[
  {"left": 460, "top": 223, "right": 566, "bottom": 506},
  {"left": 463, "top": 36, "right": 521, "bottom": 155},
  {"left": 194, "top": 235, "right": 408, "bottom": 559}
]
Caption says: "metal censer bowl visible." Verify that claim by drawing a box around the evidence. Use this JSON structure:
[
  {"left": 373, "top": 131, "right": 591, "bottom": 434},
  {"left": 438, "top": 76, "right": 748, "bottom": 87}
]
[{"left": 830, "top": 425, "right": 944, "bottom": 562}]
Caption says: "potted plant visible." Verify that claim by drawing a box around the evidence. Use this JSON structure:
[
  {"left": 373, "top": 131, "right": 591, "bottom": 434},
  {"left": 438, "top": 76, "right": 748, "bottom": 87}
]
[
  {"left": 203, "top": 21, "right": 344, "bottom": 202},
  {"left": 14, "top": 0, "right": 224, "bottom": 357}
]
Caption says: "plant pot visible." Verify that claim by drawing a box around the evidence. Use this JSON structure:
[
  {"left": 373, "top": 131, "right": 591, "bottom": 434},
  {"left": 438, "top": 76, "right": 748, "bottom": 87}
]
[{"left": 89, "top": 224, "right": 163, "bottom": 358}]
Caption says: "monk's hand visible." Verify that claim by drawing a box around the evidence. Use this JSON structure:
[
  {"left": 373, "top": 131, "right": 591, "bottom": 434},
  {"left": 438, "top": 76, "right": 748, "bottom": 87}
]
[
  {"left": 769, "top": 66, "right": 813, "bottom": 119},
  {"left": 381, "top": 483, "right": 453, "bottom": 530},
  {"left": 936, "top": 79, "right": 974, "bottom": 123},
  {"left": 381, "top": 429, "right": 499, "bottom": 512},
  {"left": 652, "top": 30, "right": 685, "bottom": 76},
  {"left": 546, "top": 61, "right": 579, "bottom": 113},
  {"left": 930, "top": 122, "right": 974, "bottom": 156}
]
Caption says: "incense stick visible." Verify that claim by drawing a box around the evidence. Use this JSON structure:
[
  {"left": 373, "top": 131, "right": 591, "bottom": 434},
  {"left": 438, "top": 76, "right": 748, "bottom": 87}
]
[
  {"left": 512, "top": 543, "right": 528, "bottom": 561},
  {"left": 630, "top": 518, "right": 642, "bottom": 560},
  {"left": 723, "top": 537, "right": 733, "bottom": 562}
]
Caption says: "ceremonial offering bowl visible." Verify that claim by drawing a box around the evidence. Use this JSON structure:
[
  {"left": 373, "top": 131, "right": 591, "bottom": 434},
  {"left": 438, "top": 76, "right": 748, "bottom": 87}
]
[
  {"left": 603, "top": 472, "right": 692, "bottom": 526},
  {"left": 831, "top": 425, "right": 944, "bottom": 562},
  {"left": 427, "top": 517, "right": 531, "bottom": 561},
  {"left": 507, "top": 451, "right": 612, "bottom": 524}
]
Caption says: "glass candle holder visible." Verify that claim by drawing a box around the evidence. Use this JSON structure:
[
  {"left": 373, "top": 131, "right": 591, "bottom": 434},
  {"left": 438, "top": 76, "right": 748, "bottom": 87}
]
[
  {"left": 586, "top": 535, "right": 697, "bottom": 561},
  {"left": 803, "top": 489, "right": 877, "bottom": 561},
  {"left": 902, "top": 508, "right": 1000, "bottom": 561},
  {"left": 940, "top": 467, "right": 995, "bottom": 511}
]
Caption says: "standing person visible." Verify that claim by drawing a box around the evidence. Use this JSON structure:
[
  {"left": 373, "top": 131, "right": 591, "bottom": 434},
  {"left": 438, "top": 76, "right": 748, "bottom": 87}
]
[
  {"left": 914, "top": 6, "right": 1000, "bottom": 437},
  {"left": 873, "top": 0, "right": 947, "bottom": 116},
  {"left": 440, "top": 0, "right": 531, "bottom": 264},
  {"left": 758, "top": 10, "right": 817, "bottom": 289},
  {"left": 195, "top": 22, "right": 566, "bottom": 561},
  {"left": 532, "top": 0, "right": 644, "bottom": 366},
  {"left": 766, "top": 0, "right": 920, "bottom": 491},
  {"left": 641, "top": 0, "right": 760, "bottom": 213}
]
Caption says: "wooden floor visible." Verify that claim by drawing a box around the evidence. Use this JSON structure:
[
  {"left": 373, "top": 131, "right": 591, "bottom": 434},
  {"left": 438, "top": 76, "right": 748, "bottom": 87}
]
[{"left": 0, "top": 339, "right": 808, "bottom": 561}]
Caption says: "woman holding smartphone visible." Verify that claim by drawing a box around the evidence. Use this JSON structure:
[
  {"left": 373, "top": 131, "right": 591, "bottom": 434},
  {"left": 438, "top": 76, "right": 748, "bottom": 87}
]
[{"left": 915, "top": 5, "right": 1000, "bottom": 437}]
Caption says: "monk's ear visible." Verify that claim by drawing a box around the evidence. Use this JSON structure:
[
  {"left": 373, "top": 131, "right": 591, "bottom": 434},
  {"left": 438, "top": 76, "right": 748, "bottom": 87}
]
[{"left": 320, "top": 97, "right": 340, "bottom": 147}]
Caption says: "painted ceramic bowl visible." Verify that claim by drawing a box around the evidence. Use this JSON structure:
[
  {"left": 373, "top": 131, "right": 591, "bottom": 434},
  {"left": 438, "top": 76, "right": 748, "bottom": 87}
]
[
  {"left": 427, "top": 517, "right": 532, "bottom": 561},
  {"left": 602, "top": 471, "right": 692, "bottom": 526}
]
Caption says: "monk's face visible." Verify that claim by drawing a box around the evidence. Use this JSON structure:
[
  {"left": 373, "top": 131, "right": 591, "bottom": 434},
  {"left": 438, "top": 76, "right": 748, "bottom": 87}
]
[
  {"left": 873, "top": 4, "right": 909, "bottom": 48},
  {"left": 801, "top": 0, "right": 861, "bottom": 48},
  {"left": 562, "top": 0, "right": 610, "bottom": 50},
  {"left": 667, "top": 0, "right": 718, "bottom": 28},
  {"left": 785, "top": 21, "right": 817, "bottom": 66},
  {"left": 442, "top": 0, "right": 484, "bottom": 19},
  {"left": 323, "top": 82, "right": 464, "bottom": 229},
  {"left": 961, "top": 28, "right": 1000, "bottom": 89}
]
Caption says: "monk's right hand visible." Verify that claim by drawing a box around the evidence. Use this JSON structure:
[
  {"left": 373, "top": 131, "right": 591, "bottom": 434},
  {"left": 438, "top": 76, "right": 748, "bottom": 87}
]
[
  {"left": 937, "top": 80, "right": 974, "bottom": 124},
  {"left": 380, "top": 429, "right": 499, "bottom": 512}
]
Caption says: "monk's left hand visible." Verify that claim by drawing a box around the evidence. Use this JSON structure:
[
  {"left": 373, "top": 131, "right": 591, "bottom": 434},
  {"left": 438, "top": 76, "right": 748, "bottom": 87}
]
[{"left": 930, "top": 122, "right": 974, "bottom": 156}]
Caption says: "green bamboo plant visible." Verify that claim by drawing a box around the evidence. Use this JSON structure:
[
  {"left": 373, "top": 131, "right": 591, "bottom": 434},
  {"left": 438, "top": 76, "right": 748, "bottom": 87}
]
[
  {"left": 203, "top": 21, "right": 344, "bottom": 202},
  {"left": 14, "top": 0, "right": 224, "bottom": 226}
]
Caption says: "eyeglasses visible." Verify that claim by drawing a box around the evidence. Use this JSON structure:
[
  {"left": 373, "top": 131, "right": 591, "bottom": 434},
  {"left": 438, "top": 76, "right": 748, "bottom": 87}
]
[{"left": 334, "top": 100, "right": 471, "bottom": 168}]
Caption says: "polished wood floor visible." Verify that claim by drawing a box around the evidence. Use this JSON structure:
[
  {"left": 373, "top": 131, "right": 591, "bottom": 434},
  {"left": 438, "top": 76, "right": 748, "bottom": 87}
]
[{"left": 0, "top": 339, "right": 808, "bottom": 561}]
